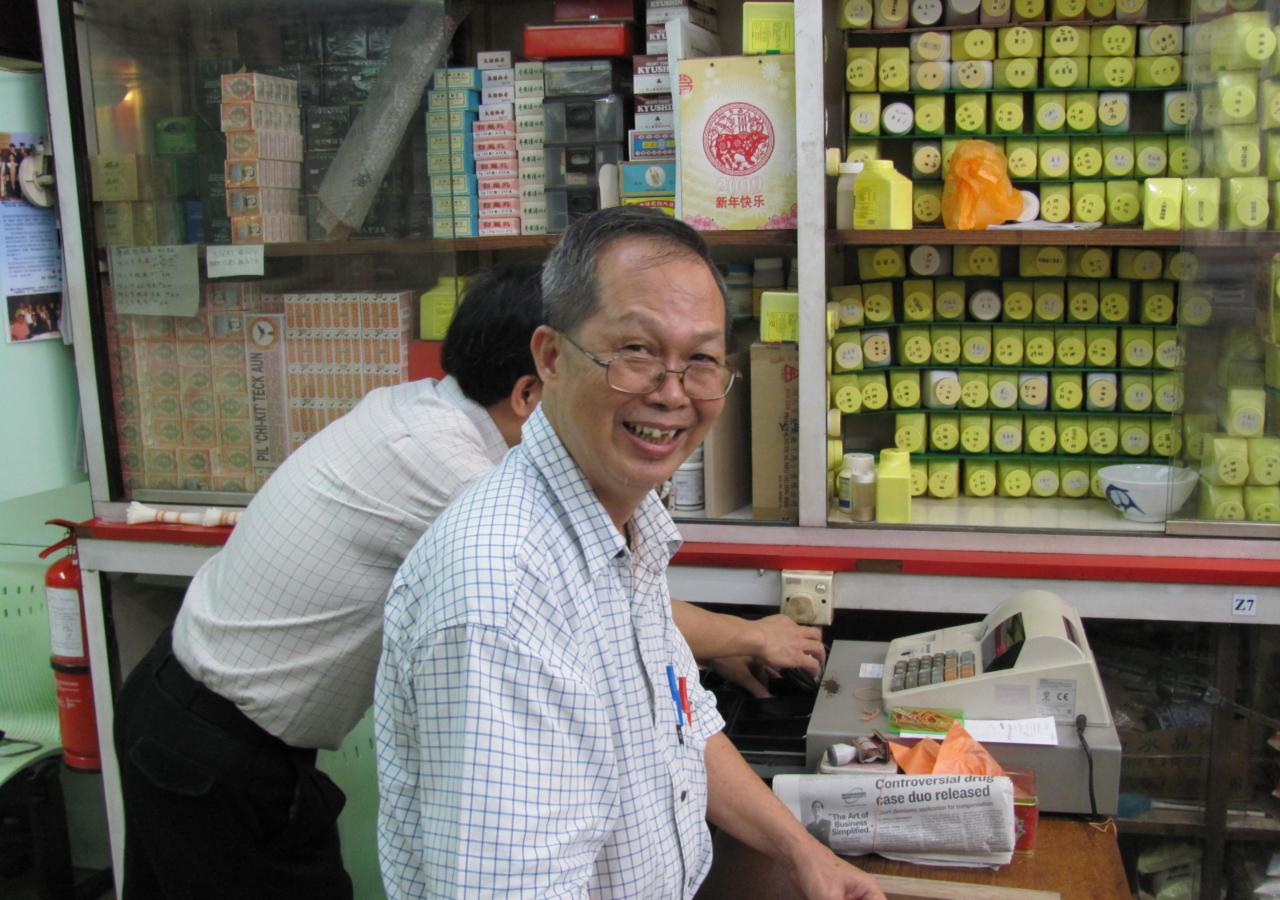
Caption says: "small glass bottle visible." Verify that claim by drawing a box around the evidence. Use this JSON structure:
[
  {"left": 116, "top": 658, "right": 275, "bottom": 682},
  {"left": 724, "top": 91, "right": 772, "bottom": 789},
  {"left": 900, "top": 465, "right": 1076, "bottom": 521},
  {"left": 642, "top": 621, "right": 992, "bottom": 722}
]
[
  {"left": 671, "top": 446, "right": 705, "bottom": 514},
  {"left": 835, "top": 161, "right": 864, "bottom": 230},
  {"left": 850, "top": 454, "right": 877, "bottom": 522}
]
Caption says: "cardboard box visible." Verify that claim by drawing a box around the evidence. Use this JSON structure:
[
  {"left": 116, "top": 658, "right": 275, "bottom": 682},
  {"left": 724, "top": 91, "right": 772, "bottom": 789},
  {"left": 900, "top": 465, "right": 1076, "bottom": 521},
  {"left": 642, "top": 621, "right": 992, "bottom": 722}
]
[
  {"left": 701, "top": 349, "right": 751, "bottom": 517},
  {"left": 633, "top": 54, "right": 673, "bottom": 94},
  {"left": 678, "top": 55, "right": 797, "bottom": 230},
  {"left": 635, "top": 93, "right": 675, "bottom": 129},
  {"left": 750, "top": 341, "right": 799, "bottom": 520}
]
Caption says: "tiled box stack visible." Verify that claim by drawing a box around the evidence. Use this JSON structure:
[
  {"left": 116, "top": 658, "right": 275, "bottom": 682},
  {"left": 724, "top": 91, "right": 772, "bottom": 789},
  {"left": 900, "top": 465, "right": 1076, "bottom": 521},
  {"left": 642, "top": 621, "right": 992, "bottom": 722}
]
[
  {"left": 428, "top": 68, "right": 482, "bottom": 238},
  {"left": 825, "top": 243, "right": 1188, "bottom": 505},
  {"left": 281, "top": 291, "right": 415, "bottom": 450},
  {"left": 615, "top": 5, "right": 707, "bottom": 216},
  {"left": 514, "top": 58, "right": 550, "bottom": 235},
  {"left": 473, "top": 51, "right": 525, "bottom": 238},
  {"left": 89, "top": 154, "right": 181, "bottom": 247},
  {"left": 103, "top": 285, "right": 266, "bottom": 494},
  {"left": 220, "top": 72, "right": 307, "bottom": 244},
  {"left": 542, "top": 60, "right": 630, "bottom": 232},
  {"left": 194, "top": 59, "right": 239, "bottom": 245}
]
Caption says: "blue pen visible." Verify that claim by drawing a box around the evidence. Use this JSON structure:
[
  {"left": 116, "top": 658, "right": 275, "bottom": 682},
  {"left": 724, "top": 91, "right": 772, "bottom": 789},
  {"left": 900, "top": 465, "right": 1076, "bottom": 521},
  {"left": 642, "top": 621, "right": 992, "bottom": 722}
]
[{"left": 665, "top": 664, "right": 685, "bottom": 745}]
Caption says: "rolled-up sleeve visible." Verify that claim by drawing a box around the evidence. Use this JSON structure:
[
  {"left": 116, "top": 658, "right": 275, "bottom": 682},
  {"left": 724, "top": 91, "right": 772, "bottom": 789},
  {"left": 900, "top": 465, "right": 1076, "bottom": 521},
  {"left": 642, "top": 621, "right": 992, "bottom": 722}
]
[{"left": 377, "top": 619, "right": 618, "bottom": 900}]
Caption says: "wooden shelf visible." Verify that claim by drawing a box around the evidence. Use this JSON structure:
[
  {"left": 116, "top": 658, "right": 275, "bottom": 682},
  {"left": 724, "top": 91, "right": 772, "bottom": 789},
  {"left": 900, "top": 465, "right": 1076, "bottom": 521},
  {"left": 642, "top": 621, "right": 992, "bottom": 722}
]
[
  {"left": 188, "top": 230, "right": 799, "bottom": 259},
  {"left": 829, "top": 228, "right": 1186, "bottom": 246},
  {"left": 1115, "top": 807, "right": 1206, "bottom": 837},
  {"left": 115, "top": 229, "right": 1280, "bottom": 258},
  {"left": 829, "top": 229, "right": 1280, "bottom": 247},
  {"left": 1116, "top": 806, "right": 1280, "bottom": 840},
  {"left": 843, "top": 18, "right": 1188, "bottom": 35}
]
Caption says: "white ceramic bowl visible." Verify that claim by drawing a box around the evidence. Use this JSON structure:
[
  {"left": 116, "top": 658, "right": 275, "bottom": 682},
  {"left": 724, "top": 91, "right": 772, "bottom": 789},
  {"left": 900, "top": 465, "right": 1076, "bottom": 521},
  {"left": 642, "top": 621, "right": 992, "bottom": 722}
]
[{"left": 1098, "top": 464, "right": 1198, "bottom": 523}]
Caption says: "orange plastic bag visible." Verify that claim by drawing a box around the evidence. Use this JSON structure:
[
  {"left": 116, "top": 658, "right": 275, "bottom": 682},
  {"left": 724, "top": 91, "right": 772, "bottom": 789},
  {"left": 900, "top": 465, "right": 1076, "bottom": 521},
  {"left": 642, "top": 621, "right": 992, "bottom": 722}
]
[
  {"left": 888, "top": 737, "right": 941, "bottom": 775},
  {"left": 932, "top": 722, "right": 1007, "bottom": 776},
  {"left": 941, "top": 139, "right": 1025, "bottom": 230}
]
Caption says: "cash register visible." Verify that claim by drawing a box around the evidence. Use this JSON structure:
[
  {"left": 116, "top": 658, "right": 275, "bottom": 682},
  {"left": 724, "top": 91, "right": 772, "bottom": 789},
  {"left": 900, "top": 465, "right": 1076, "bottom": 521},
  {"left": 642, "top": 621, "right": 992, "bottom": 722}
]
[{"left": 806, "top": 590, "right": 1121, "bottom": 814}]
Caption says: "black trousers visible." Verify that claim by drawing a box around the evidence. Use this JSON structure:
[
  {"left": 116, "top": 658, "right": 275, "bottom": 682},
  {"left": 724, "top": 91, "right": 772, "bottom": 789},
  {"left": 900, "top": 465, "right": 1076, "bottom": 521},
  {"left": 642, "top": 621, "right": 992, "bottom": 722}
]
[{"left": 114, "top": 630, "right": 353, "bottom": 900}]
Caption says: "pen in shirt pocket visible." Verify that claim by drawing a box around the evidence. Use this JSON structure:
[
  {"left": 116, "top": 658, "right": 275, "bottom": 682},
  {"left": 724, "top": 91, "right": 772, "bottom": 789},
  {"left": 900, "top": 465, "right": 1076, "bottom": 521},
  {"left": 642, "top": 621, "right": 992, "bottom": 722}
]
[{"left": 665, "top": 664, "right": 685, "bottom": 745}]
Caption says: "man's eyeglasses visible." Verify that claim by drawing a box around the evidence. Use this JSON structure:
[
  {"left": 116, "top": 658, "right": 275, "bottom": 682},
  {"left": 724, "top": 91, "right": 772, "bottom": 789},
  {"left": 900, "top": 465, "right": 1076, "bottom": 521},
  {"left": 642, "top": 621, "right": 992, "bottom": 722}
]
[{"left": 558, "top": 330, "right": 737, "bottom": 401}]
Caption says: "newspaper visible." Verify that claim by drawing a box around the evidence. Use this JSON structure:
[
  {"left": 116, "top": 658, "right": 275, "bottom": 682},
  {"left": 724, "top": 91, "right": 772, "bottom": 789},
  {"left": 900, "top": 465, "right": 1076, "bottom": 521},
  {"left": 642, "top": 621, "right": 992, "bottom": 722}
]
[{"left": 773, "top": 773, "right": 1016, "bottom": 868}]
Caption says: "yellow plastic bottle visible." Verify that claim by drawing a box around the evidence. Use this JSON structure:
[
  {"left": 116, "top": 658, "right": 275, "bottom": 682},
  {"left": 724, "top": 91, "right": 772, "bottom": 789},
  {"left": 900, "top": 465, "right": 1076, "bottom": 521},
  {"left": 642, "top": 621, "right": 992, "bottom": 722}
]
[
  {"left": 853, "top": 160, "right": 914, "bottom": 229},
  {"left": 876, "top": 448, "right": 913, "bottom": 522}
]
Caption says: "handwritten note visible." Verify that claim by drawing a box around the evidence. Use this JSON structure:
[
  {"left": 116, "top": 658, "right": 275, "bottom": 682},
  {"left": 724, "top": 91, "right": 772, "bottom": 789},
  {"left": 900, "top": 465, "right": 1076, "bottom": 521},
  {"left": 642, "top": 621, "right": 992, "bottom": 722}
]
[
  {"left": 206, "top": 244, "right": 264, "bottom": 279},
  {"left": 963, "top": 717, "right": 1059, "bottom": 746},
  {"left": 109, "top": 245, "right": 200, "bottom": 316}
]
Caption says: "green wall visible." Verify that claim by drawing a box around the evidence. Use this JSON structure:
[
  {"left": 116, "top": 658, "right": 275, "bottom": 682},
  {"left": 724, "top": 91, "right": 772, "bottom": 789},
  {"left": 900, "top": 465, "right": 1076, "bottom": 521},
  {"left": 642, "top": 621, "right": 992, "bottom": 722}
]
[{"left": 0, "top": 69, "right": 88, "bottom": 505}]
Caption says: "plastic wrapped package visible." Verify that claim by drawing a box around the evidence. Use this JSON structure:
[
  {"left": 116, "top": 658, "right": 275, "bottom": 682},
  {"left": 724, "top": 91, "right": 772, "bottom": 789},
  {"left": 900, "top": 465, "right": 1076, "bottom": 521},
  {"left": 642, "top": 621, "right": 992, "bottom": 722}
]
[
  {"left": 314, "top": 3, "right": 458, "bottom": 238},
  {"left": 942, "top": 139, "right": 1026, "bottom": 229}
]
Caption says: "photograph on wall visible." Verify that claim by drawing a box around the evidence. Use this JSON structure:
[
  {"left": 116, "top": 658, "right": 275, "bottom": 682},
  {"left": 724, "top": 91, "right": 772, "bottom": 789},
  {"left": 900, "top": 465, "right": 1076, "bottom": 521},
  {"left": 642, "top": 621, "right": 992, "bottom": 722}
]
[
  {"left": 0, "top": 137, "right": 64, "bottom": 342},
  {"left": 7, "top": 291, "right": 62, "bottom": 342},
  {"left": 0, "top": 132, "right": 43, "bottom": 201}
]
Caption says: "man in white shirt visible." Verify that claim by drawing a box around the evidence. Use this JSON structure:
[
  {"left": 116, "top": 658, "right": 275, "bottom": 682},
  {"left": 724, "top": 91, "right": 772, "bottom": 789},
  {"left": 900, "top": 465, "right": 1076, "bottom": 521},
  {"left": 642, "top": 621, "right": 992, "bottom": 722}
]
[
  {"left": 114, "top": 262, "right": 825, "bottom": 900},
  {"left": 377, "top": 208, "right": 885, "bottom": 900}
]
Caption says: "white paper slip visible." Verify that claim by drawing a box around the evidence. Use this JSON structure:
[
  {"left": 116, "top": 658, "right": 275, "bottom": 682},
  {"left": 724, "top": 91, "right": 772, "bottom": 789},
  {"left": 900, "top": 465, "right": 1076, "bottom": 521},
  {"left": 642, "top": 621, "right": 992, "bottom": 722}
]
[
  {"left": 987, "top": 221, "right": 1102, "bottom": 231},
  {"left": 109, "top": 245, "right": 200, "bottom": 316},
  {"left": 859, "top": 663, "right": 884, "bottom": 679},
  {"left": 963, "top": 717, "right": 1059, "bottom": 745},
  {"left": 207, "top": 244, "right": 265, "bottom": 278}
]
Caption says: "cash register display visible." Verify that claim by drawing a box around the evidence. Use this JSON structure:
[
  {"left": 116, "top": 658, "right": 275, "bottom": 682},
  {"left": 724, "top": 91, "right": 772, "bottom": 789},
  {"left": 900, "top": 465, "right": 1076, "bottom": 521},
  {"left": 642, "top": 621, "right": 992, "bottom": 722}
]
[{"left": 980, "top": 613, "right": 1026, "bottom": 673}]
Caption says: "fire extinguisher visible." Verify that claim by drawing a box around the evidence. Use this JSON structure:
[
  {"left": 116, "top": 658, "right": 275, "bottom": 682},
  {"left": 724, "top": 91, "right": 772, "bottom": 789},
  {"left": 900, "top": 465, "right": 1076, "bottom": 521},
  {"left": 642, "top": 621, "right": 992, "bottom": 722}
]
[{"left": 39, "top": 519, "right": 101, "bottom": 772}]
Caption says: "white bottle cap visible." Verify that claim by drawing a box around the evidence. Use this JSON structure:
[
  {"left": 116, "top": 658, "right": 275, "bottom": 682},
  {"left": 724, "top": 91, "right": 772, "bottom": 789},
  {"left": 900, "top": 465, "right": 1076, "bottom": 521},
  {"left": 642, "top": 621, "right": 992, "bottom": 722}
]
[
  {"left": 839, "top": 161, "right": 866, "bottom": 175},
  {"left": 1016, "top": 189, "right": 1040, "bottom": 222},
  {"left": 848, "top": 452, "right": 875, "bottom": 475}
]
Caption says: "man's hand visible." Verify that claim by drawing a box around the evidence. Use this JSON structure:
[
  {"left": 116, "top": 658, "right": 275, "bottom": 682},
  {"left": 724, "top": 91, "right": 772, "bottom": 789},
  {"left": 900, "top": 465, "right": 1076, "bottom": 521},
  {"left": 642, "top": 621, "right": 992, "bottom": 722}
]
[
  {"left": 704, "top": 733, "right": 887, "bottom": 900},
  {"left": 708, "top": 656, "right": 772, "bottom": 698},
  {"left": 786, "top": 847, "right": 887, "bottom": 900},
  {"left": 669, "top": 602, "right": 828, "bottom": 697},
  {"left": 752, "top": 614, "right": 827, "bottom": 676}
]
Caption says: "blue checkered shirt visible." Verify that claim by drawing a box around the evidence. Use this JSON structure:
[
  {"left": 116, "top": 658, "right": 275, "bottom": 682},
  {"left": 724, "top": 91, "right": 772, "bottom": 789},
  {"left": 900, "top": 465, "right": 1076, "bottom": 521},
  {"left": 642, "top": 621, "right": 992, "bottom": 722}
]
[{"left": 375, "top": 406, "right": 724, "bottom": 899}]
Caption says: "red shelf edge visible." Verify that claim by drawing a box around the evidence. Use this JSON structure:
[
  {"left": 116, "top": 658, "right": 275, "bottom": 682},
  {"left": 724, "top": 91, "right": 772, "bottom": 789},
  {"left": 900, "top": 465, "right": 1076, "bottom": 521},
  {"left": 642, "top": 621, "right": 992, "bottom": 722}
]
[
  {"left": 670, "top": 543, "right": 1280, "bottom": 587},
  {"left": 78, "top": 520, "right": 233, "bottom": 547},
  {"left": 78, "top": 520, "right": 1280, "bottom": 585}
]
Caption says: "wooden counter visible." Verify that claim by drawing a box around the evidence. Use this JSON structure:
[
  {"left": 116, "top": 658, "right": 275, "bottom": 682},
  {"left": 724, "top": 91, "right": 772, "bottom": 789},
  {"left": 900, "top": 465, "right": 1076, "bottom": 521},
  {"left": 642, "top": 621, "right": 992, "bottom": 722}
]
[{"left": 694, "top": 816, "right": 1129, "bottom": 900}]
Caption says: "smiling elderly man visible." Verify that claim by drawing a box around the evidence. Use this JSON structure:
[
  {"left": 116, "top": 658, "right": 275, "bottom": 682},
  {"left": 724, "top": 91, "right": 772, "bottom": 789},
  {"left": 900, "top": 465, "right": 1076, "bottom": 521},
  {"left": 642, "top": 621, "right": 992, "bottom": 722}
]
[{"left": 375, "top": 207, "right": 885, "bottom": 900}]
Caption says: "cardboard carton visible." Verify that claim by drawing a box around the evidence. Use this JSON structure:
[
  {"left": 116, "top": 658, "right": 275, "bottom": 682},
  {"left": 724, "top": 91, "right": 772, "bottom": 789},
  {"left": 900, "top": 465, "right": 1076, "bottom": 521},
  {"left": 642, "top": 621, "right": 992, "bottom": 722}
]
[{"left": 750, "top": 341, "right": 799, "bottom": 519}]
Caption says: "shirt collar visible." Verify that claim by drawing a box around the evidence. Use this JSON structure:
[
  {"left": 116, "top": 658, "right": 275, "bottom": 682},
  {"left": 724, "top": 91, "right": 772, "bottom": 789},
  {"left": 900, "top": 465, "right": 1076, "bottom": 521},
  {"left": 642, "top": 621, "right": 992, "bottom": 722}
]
[
  {"left": 437, "top": 375, "right": 508, "bottom": 465},
  {"left": 519, "top": 407, "right": 683, "bottom": 577}
]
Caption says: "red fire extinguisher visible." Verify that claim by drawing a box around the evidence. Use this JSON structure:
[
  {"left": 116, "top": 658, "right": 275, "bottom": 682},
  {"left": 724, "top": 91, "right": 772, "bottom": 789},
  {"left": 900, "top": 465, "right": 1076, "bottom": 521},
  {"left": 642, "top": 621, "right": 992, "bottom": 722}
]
[{"left": 39, "top": 519, "right": 101, "bottom": 772}]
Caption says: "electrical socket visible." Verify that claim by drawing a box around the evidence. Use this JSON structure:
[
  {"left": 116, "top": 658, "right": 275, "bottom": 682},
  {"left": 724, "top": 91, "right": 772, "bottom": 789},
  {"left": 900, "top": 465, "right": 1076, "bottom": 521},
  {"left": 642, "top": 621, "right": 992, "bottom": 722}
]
[{"left": 780, "top": 569, "right": 835, "bottom": 626}]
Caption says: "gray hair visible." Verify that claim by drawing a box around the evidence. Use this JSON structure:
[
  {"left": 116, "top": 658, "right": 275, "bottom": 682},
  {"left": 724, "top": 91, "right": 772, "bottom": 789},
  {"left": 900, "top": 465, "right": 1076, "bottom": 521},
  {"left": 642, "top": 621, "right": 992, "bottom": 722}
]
[{"left": 541, "top": 207, "right": 730, "bottom": 337}]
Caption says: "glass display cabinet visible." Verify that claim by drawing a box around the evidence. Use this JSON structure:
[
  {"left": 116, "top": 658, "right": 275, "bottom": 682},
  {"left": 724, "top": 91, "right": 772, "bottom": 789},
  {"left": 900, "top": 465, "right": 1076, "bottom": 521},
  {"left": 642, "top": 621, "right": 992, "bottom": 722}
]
[{"left": 32, "top": 0, "right": 1280, "bottom": 896}]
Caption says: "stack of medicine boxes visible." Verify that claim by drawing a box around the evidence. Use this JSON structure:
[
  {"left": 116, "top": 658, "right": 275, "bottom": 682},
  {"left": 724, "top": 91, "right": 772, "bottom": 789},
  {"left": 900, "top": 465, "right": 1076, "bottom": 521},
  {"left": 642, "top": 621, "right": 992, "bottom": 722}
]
[
  {"left": 473, "top": 50, "right": 526, "bottom": 237},
  {"left": 543, "top": 60, "right": 628, "bottom": 232},
  {"left": 617, "top": 19, "right": 687, "bottom": 215},
  {"left": 516, "top": 61, "right": 549, "bottom": 235},
  {"left": 428, "top": 68, "right": 481, "bottom": 238},
  {"left": 221, "top": 72, "right": 307, "bottom": 244}
]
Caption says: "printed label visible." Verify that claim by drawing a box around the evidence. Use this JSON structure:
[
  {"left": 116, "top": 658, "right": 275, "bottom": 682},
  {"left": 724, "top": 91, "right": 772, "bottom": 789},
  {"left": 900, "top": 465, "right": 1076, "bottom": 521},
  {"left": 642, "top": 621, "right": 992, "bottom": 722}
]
[
  {"left": 1037, "top": 678, "right": 1076, "bottom": 717},
  {"left": 46, "top": 587, "right": 84, "bottom": 659}
]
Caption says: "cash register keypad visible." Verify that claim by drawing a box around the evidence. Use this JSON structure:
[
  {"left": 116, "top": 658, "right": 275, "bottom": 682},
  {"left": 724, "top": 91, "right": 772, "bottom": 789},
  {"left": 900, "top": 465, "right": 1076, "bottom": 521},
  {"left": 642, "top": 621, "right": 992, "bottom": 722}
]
[{"left": 890, "top": 650, "right": 976, "bottom": 691}]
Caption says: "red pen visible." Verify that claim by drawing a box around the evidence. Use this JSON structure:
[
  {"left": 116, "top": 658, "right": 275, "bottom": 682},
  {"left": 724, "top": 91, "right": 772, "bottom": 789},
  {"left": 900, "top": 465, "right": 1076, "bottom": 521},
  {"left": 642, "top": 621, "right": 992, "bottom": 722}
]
[{"left": 678, "top": 676, "right": 692, "bottom": 727}]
